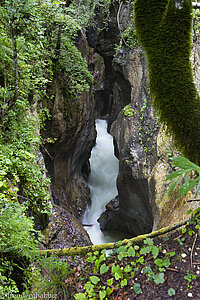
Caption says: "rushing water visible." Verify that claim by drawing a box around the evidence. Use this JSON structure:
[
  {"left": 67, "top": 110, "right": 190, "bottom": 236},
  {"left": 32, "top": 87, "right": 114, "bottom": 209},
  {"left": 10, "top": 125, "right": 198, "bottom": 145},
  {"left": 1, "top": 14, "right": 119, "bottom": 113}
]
[{"left": 83, "top": 119, "right": 119, "bottom": 245}]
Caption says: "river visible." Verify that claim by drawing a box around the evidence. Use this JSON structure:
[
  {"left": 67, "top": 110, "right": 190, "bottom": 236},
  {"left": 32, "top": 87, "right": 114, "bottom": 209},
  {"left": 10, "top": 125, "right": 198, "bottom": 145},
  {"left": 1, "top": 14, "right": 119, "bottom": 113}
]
[{"left": 83, "top": 119, "right": 119, "bottom": 244}]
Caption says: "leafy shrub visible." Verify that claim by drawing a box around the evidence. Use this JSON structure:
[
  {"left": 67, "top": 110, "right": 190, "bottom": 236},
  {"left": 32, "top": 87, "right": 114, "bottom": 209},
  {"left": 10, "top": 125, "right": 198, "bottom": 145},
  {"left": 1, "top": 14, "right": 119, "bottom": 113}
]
[
  {"left": 166, "top": 156, "right": 200, "bottom": 198},
  {"left": 0, "top": 201, "right": 41, "bottom": 297}
]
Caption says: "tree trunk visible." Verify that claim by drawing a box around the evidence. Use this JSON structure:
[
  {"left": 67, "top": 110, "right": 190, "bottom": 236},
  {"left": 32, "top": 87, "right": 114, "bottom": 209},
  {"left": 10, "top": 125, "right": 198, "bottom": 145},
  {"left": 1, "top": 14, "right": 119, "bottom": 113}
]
[
  {"left": 10, "top": 19, "right": 18, "bottom": 102},
  {"left": 36, "top": 219, "right": 188, "bottom": 257}
]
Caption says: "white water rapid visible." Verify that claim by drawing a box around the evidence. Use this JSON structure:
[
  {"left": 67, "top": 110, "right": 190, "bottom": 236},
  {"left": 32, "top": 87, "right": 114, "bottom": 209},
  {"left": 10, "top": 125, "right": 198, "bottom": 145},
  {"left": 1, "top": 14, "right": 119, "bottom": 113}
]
[{"left": 83, "top": 119, "right": 119, "bottom": 245}]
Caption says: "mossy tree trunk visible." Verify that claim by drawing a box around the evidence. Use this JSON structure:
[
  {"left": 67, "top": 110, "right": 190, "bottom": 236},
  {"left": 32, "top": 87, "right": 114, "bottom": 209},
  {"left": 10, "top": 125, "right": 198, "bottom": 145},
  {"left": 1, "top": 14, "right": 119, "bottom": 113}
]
[
  {"left": 36, "top": 219, "right": 188, "bottom": 257},
  {"left": 135, "top": 0, "right": 200, "bottom": 164}
]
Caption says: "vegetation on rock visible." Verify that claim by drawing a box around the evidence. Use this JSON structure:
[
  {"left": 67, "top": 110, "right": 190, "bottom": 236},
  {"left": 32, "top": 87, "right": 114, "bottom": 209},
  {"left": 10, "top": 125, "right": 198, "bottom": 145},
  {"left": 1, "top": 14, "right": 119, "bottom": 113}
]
[{"left": 0, "top": 0, "right": 98, "bottom": 294}]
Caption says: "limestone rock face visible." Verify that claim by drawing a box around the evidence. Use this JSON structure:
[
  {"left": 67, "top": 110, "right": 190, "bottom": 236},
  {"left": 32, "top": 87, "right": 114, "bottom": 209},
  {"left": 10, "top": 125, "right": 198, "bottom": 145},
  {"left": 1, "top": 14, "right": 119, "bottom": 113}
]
[
  {"left": 91, "top": 1, "right": 199, "bottom": 236},
  {"left": 87, "top": 2, "right": 158, "bottom": 236},
  {"left": 41, "top": 31, "right": 96, "bottom": 222},
  {"left": 41, "top": 205, "right": 91, "bottom": 249},
  {"left": 41, "top": 79, "right": 96, "bottom": 219},
  {"left": 107, "top": 48, "right": 158, "bottom": 236},
  {"left": 149, "top": 129, "right": 199, "bottom": 231}
]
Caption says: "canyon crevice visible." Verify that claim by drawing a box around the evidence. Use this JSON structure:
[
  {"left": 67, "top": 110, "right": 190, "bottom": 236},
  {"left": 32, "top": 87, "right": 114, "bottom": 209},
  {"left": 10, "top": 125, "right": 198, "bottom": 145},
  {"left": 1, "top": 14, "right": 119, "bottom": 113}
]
[{"left": 40, "top": 1, "right": 200, "bottom": 246}]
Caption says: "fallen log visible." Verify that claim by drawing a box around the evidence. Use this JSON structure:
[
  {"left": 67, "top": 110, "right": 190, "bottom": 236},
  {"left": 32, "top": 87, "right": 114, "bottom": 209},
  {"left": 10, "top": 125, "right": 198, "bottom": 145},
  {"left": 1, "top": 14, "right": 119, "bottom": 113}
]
[{"left": 36, "top": 219, "right": 189, "bottom": 257}]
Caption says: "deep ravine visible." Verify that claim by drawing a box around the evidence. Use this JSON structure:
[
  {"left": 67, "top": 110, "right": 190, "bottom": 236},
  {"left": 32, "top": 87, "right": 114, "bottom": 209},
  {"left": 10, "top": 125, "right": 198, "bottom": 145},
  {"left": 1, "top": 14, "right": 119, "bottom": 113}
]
[{"left": 83, "top": 119, "right": 119, "bottom": 244}]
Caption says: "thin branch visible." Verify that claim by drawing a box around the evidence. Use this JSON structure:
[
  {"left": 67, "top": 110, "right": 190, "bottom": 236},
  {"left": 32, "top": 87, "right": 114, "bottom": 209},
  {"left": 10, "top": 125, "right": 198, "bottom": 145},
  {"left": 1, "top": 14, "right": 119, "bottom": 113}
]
[
  {"left": 166, "top": 267, "right": 179, "bottom": 273},
  {"left": 116, "top": 1, "right": 131, "bottom": 49},
  {"left": 190, "top": 233, "right": 198, "bottom": 268},
  {"left": 186, "top": 199, "right": 200, "bottom": 202},
  {"left": 40, "top": 144, "right": 54, "bottom": 160}
]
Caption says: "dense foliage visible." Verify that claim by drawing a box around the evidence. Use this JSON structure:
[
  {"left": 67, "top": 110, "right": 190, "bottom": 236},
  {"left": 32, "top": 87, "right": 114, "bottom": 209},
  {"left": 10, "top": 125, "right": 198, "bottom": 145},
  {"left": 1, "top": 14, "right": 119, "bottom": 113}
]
[{"left": 0, "top": 0, "right": 99, "bottom": 295}]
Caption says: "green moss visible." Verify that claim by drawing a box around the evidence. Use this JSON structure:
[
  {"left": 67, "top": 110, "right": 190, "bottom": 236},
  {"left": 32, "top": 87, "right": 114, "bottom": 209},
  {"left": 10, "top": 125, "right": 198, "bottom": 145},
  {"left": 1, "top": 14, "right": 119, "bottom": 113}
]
[{"left": 135, "top": 0, "right": 200, "bottom": 163}]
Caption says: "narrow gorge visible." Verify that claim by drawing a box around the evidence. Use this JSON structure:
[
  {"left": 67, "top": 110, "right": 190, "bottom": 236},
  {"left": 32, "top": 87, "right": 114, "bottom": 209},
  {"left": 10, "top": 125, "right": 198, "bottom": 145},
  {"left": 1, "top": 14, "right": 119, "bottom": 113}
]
[
  {"left": 2, "top": 1, "right": 200, "bottom": 297},
  {"left": 39, "top": 1, "right": 199, "bottom": 249}
]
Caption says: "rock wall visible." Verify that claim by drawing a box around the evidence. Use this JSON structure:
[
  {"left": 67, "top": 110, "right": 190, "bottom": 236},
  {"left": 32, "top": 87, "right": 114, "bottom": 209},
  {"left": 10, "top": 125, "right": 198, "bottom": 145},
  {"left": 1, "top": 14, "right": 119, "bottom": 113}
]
[
  {"left": 41, "top": 76, "right": 96, "bottom": 219},
  {"left": 40, "top": 31, "right": 97, "bottom": 231},
  {"left": 88, "top": 1, "right": 199, "bottom": 237}
]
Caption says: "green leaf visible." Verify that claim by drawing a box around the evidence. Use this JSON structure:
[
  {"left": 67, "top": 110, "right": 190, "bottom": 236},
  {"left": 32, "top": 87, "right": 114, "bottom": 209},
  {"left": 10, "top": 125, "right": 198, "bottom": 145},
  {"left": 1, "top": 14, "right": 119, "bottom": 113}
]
[
  {"left": 124, "top": 265, "right": 132, "bottom": 273},
  {"left": 166, "top": 251, "right": 175, "bottom": 257},
  {"left": 107, "top": 278, "right": 113, "bottom": 286},
  {"left": 140, "top": 245, "right": 152, "bottom": 255},
  {"left": 128, "top": 246, "right": 135, "bottom": 257},
  {"left": 90, "top": 276, "right": 100, "bottom": 285},
  {"left": 167, "top": 175, "right": 182, "bottom": 197},
  {"left": 154, "top": 272, "right": 165, "bottom": 285},
  {"left": 121, "top": 278, "right": 127, "bottom": 287},
  {"left": 114, "top": 272, "right": 120, "bottom": 280},
  {"left": 132, "top": 283, "right": 142, "bottom": 295},
  {"left": 100, "top": 263, "right": 109, "bottom": 275},
  {"left": 74, "top": 293, "right": 87, "bottom": 300},
  {"left": 154, "top": 258, "right": 163, "bottom": 267},
  {"left": 106, "top": 286, "right": 112, "bottom": 295},
  {"left": 168, "top": 288, "right": 176, "bottom": 296},
  {"left": 170, "top": 156, "right": 199, "bottom": 171},
  {"left": 166, "top": 169, "right": 185, "bottom": 180},
  {"left": 99, "top": 290, "right": 106, "bottom": 300},
  {"left": 144, "top": 238, "right": 153, "bottom": 245},
  {"left": 177, "top": 178, "right": 199, "bottom": 198},
  {"left": 152, "top": 246, "right": 159, "bottom": 259}
]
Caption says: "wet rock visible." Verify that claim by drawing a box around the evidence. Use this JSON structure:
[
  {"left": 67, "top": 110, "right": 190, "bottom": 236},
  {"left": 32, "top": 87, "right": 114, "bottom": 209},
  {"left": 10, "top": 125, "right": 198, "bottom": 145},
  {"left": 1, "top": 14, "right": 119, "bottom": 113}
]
[
  {"left": 41, "top": 32, "right": 96, "bottom": 219},
  {"left": 99, "top": 47, "right": 158, "bottom": 236},
  {"left": 98, "top": 197, "right": 119, "bottom": 231},
  {"left": 41, "top": 205, "right": 91, "bottom": 249}
]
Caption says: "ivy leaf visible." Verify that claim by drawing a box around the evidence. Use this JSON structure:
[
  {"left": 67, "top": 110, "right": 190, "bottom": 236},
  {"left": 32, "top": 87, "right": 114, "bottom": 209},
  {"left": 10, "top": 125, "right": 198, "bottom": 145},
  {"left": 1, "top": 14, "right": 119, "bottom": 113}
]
[
  {"left": 74, "top": 293, "right": 87, "bottom": 300},
  {"left": 121, "top": 278, "right": 127, "bottom": 287},
  {"left": 114, "top": 272, "right": 120, "bottom": 280},
  {"left": 90, "top": 276, "right": 100, "bottom": 285},
  {"left": 154, "top": 272, "right": 165, "bottom": 285},
  {"left": 132, "top": 283, "right": 142, "bottom": 295},
  {"left": 144, "top": 238, "right": 153, "bottom": 245},
  {"left": 124, "top": 265, "right": 132, "bottom": 273},
  {"left": 106, "top": 286, "right": 112, "bottom": 295},
  {"left": 128, "top": 246, "right": 135, "bottom": 257},
  {"left": 107, "top": 278, "right": 113, "bottom": 285},
  {"left": 99, "top": 290, "right": 106, "bottom": 300},
  {"left": 140, "top": 245, "right": 152, "bottom": 255},
  {"left": 100, "top": 263, "right": 109, "bottom": 274},
  {"left": 168, "top": 288, "right": 176, "bottom": 296},
  {"left": 152, "top": 246, "right": 159, "bottom": 259},
  {"left": 154, "top": 258, "right": 163, "bottom": 267}
]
